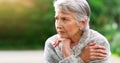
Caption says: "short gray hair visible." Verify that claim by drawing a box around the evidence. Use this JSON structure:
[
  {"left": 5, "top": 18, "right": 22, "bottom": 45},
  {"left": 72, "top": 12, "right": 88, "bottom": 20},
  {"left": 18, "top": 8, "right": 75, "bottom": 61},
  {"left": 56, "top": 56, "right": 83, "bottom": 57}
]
[{"left": 54, "top": 0, "right": 91, "bottom": 31}]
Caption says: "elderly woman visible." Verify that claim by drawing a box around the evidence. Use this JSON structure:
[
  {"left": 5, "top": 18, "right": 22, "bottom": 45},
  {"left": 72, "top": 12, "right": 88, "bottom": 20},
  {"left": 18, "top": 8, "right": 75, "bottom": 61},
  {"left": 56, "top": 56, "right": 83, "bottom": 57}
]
[{"left": 44, "top": 0, "right": 111, "bottom": 63}]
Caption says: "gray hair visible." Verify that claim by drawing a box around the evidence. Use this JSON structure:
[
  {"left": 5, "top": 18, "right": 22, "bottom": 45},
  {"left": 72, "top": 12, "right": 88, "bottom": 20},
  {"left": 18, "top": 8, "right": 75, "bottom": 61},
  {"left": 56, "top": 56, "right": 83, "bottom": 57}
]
[{"left": 54, "top": 0, "right": 91, "bottom": 31}]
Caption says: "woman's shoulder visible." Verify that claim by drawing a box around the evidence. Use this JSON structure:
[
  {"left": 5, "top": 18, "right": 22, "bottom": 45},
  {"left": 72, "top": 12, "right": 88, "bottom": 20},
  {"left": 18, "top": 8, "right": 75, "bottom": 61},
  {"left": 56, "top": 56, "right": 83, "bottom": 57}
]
[
  {"left": 45, "top": 34, "right": 59, "bottom": 45},
  {"left": 89, "top": 29, "right": 111, "bottom": 57},
  {"left": 89, "top": 29, "right": 109, "bottom": 45},
  {"left": 89, "top": 29, "right": 106, "bottom": 39}
]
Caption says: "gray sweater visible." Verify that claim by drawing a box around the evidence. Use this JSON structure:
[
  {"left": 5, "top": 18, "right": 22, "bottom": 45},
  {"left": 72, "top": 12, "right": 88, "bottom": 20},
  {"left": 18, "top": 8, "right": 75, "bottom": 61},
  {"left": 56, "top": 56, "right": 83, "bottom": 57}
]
[{"left": 44, "top": 29, "right": 111, "bottom": 63}]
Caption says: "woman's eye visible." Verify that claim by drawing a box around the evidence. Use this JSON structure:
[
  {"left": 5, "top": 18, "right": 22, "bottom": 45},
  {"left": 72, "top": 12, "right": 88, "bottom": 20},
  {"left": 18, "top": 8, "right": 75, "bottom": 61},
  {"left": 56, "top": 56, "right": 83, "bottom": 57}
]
[
  {"left": 62, "top": 18, "right": 69, "bottom": 21},
  {"left": 55, "top": 17, "right": 58, "bottom": 20},
  {"left": 62, "top": 18, "right": 66, "bottom": 21}
]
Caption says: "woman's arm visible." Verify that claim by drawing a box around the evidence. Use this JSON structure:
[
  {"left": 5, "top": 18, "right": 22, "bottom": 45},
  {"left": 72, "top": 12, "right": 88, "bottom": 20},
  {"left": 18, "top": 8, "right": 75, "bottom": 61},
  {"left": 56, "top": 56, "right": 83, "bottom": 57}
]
[
  {"left": 89, "top": 39, "right": 111, "bottom": 63},
  {"left": 44, "top": 38, "right": 84, "bottom": 63},
  {"left": 44, "top": 37, "right": 110, "bottom": 63},
  {"left": 44, "top": 39, "right": 60, "bottom": 63},
  {"left": 58, "top": 38, "right": 84, "bottom": 63},
  {"left": 80, "top": 42, "right": 107, "bottom": 63},
  {"left": 57, "top": 38, "right": 107, "bottom": 63}
]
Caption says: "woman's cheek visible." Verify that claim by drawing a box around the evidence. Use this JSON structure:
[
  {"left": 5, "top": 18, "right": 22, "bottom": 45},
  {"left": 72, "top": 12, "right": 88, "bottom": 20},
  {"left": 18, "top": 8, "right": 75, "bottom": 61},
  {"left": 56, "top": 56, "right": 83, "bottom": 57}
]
[{"left": 65, "top": 25, "right": 73, "bottom": 37}]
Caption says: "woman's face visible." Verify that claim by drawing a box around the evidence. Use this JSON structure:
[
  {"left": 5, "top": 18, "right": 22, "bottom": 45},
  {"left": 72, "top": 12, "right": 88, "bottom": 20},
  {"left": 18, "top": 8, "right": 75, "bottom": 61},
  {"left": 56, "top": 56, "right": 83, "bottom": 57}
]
[{"left": 55, "top": 11, "right": 81, "bottom": 38}]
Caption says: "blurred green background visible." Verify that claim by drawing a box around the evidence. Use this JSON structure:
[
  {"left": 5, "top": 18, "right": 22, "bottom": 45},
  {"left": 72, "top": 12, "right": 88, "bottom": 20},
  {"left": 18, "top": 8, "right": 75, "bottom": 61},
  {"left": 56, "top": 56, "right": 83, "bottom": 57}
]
[{"left": 0, "top": 0, "right": 119, "bottom": 55}]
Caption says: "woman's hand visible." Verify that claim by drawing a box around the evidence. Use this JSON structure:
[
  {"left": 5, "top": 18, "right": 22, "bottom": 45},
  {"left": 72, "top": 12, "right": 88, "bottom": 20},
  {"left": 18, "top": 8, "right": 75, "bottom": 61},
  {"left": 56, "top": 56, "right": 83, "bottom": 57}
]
[
  {"left": 80, "top": 42, "right": 107, "bottom": 63},
  {"left": 53, "top": 38, "right": 71, "bottom": 58},
  {"left": 60, "top": 38, "right": 71, "bottom": 58}
]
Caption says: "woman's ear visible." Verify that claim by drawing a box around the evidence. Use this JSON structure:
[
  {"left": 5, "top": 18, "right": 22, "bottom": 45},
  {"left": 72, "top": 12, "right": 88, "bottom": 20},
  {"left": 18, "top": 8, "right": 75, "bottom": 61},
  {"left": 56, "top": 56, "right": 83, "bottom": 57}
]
[{"left": 79, "top": 19, "right": 87, "bottom": 30}]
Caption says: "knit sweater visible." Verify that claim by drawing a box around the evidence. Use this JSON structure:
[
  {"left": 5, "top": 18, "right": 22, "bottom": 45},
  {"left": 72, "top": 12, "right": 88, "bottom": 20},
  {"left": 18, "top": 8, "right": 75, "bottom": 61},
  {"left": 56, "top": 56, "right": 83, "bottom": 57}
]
[{"left": 44, "top": 29, "right": 111, "bottom": 63}]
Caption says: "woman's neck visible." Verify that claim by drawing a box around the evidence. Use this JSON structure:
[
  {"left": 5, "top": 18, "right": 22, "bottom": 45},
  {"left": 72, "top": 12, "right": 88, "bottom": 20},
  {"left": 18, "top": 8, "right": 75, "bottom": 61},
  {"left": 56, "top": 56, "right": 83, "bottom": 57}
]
[
  {"left": 70, "top": 31, "right": 83, "bottom": 48},
  {"left": 71, "top": 31, "right": 83, "bottom": 43}
]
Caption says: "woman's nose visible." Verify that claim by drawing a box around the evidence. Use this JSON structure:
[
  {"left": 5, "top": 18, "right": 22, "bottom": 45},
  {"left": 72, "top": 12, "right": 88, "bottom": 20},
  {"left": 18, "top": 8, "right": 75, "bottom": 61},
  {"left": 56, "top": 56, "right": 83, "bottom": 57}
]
[{"left": 55, "top": 20, "right": 63, "bottom": 29}]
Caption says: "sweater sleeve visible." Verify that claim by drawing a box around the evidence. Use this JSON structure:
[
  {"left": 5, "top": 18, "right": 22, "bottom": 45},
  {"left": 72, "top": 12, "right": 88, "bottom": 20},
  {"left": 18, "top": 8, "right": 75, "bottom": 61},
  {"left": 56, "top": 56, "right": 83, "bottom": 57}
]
[
  {"left": 44, "top": 39, "right": 60, "bottom": 63},
  {"left": 90, "top": 37, "right": 111, "bottom": 63},
  {"left": 59, "top": 55, "right": 84, "bottom": 63},
  {"left": 44, "top": 38, "right": 84, "bottom": 63},
  {"left": 59, "top": 38, "right": 111, "bottom": 63}
]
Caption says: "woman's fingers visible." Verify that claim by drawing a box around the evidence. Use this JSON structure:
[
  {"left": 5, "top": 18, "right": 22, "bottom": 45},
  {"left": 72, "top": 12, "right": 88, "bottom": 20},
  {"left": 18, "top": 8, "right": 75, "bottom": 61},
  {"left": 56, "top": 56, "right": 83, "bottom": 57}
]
[
  {"left": 53, "top": 39, "right": 61, "bottom": 47},
  {"left": 89, "top": 42, "right": 106, "bottom": 50},
  {"left": 92, "top": 45, "right": 106, "bottom": 50},
  {"left": 84, "top": 43, "right": 107, "bottom": 61},
  {"left": 91, "top": 56, "right": 106, "bottom": 60},
  {"left": 91, "top": 52, "right": 107, "bottom": 57},
  {"left": 89, "top": 42, "right": 96, "bottom": 46},
  {"left": 89, "top": 45, "right": 107, "bottom": 61},
  {"left": 53, "top": 38, "right": 71, "bottom": 47},
  {"left": 90, "top": 51, "right": 107, "bottom": 60},
  {"left": 80, "top": 42, "right": 107, "bottom": 63},
  {"left": 93, "top": 49, "right": 107, "bottom": 54}
]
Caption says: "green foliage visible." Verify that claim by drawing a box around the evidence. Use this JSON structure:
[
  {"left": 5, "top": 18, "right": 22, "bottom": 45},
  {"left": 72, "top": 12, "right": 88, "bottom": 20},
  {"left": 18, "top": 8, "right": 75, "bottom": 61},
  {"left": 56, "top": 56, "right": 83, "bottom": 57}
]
[
  {"left": 0, "top": 0, "right": 119, "bottom": 52},
  {"left": 88, "top": 0, "right": 120, "bottom": 55},
  {"left": 111, "top": 32, "right": 120, "bottom": 56},
  {"left": 0, "top": 0, "right": 55, "bottom": 50}
]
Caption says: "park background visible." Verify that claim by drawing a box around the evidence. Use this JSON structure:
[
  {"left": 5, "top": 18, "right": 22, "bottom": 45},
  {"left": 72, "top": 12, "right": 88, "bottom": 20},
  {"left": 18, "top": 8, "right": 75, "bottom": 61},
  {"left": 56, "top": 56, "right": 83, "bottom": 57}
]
[{"left": 0, "top": 0, "right": 119, "bottom": 63}]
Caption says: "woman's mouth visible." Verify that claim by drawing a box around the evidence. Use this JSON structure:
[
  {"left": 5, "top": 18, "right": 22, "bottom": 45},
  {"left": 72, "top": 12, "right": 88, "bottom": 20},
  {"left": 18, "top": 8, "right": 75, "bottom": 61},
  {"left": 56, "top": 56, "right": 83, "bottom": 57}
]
[{"left": 58, "top": 31, "right": 65, "bottom": 34}]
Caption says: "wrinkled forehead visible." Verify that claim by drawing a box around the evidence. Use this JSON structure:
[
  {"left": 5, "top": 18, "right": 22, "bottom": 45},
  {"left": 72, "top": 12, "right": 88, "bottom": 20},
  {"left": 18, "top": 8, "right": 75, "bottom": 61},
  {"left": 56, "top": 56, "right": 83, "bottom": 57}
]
[{"left": 55, "top": 10, "right": 74, "bottom": 18}]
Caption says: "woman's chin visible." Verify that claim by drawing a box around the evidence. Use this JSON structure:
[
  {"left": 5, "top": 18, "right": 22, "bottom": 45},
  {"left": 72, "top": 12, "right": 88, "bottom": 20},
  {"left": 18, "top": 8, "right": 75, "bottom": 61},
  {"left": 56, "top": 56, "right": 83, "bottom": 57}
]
[{"left": 59, "top": 34, "right": 68, "bottom": 38}]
